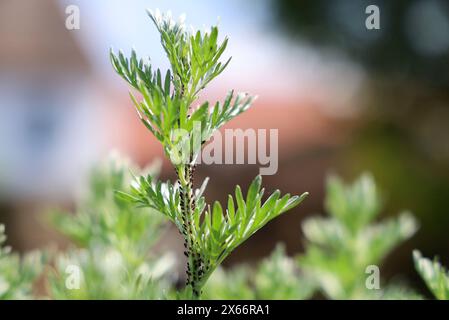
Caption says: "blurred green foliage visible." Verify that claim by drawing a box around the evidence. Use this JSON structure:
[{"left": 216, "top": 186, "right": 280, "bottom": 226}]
[
  {"left": 48, "top": 246, "right": 174, "bottom": 299},
  {"left": 0, "top": 155, "right": 444, "bottom": 300},
  {"left": 47, "top": 155, "right": 175, "bottom": 299},
  {"left": 0, "top": 224, "right": 44, "bottom": 299},
  {"left": 299, "top": 174, "right": 419, "bottom": 299},
  {"left": 202, "top": 244, "right": 315, "bottom": 300},
  {"left": 49, "top": 155, "right": 165, "bottom": 266},
  {"left": 413, "top": 250, "right": 449, "bottom": 300}
]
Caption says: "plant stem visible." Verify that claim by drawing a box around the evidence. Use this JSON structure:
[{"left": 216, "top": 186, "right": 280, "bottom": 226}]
[
  {"left": 176, "top": 78, "right": 205, "bottom": 299},
  {"left": 178, "top": 163, "right": 202, "bottom": 299}
]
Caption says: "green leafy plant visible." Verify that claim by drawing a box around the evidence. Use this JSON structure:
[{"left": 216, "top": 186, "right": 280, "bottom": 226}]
[
  {"left": 299, "top": 174, "right": 418, "bottom": 299},
  {"left": 49, "top": 155, "right": 166, "bottom": 264},
  {"left": 0, "top": 225, "right": 43, "bottom": 299},
  {"left": 413, "top": 250, "right": 449, "bottom": 300},
  {"left": 47, "top": 154, "right": 175, "bottom": 299},
  {"left": 110, "top": 9, "right": 308, "bottom": 299},
  {"left": 202, "top": 244, "right": 315, "bottom": 300},
  {"left": 48, "top": 246, "right": 175, "bottom": 300},
  {"left": 202, "top": 174, "right": 422, "bottom": 300},
  {"left": 0, "top": 165, "right": 432, "bottom": 300}
]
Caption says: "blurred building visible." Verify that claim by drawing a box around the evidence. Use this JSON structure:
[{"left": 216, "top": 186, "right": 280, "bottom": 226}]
[
  {"left": 0, "top": 0, "right": 114, "bottom": 249},
  {"left": 0, "top": 0, "right": 99, "bottom": 200}
]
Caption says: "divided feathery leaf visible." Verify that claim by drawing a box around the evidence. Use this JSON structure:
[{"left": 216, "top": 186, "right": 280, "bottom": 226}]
[
  {"left": 193, "top": 176, "right": 308, "bottom": 271},
  {"left": 413, "top": 250, "right": 449, "bottom": 300},
  {"left": 116, "top": 174, "right": 182, "bottom": 230}
]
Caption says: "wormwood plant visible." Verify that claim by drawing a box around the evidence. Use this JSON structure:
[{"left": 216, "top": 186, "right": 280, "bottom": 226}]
[
  {"left": 202, "top": 244, "right": 315, "bottom": 300},
  {"left": 299, "top": 174, "right": 418, "bottom": 299},
  {"left": 110, "top": 10, "right": 307, "bottom": 299},
  {"left": 413, "top": 250, "right": 449, "bottom": 300},
  {"left": 48, "top": 155, "right": 175, "bottom": 299},
  {"left": 0, "top": 225, "right": 43, "bottom": 299},
  {"left": 199, "top": 174, "right": 422, "bottom": 300}
]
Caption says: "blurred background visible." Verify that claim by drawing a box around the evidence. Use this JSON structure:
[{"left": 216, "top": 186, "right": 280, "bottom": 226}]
[{"left": 0, "top": 0, "right": 448, "bottom": 295}]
